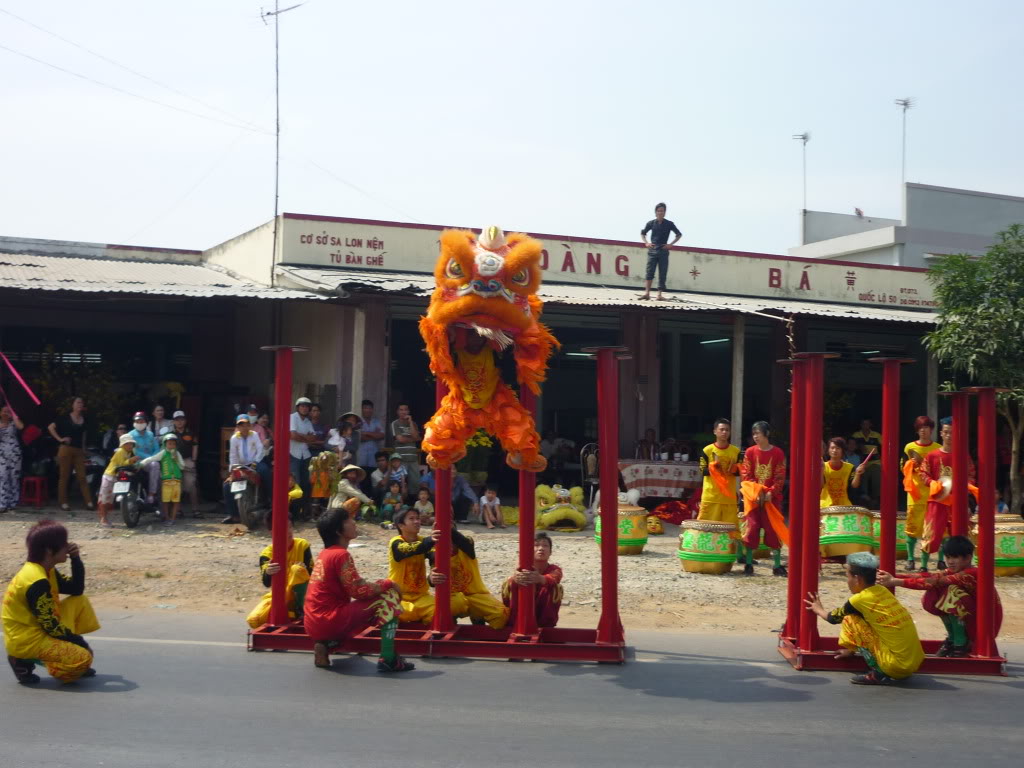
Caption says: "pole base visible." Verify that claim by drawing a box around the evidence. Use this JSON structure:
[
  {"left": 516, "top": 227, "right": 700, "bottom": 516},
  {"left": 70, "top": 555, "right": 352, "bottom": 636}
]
[
  {"left": 778, "top": 635, "right": 1007, "bottom": 676},
  {"left": 249, "top": 622, "right": 627, "bottom": 663}
]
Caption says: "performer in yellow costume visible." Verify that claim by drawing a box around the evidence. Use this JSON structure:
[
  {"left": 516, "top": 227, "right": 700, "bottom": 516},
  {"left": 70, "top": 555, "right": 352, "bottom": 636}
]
[
  {"left": 3, "top": 521, "right": 100, "bottom": 684},
  {"left": 697, "top": 418, "right": 741, "bottom": 525},
  {"left": 388, "top": 508, "right": 467, "bottom": 623},
  {"left": 806, "top": 552, "right": 924, "bottom": 685},
  {"left": 432, "top": 525, "right": 508, "bottom": 629},
  {"left": 246, "top": 516, "right": 312, "bottom": 628},
  {"left": 820, "top": 437, "right": 864, "bottom": 507},
  {"left": 901, "top": 415, "right": 940, "bottom": 570}
]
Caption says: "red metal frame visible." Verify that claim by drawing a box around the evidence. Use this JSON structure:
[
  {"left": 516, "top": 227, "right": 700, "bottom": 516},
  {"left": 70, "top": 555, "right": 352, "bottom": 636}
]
[
  {"left": 949, "top": 391, "right": 971, "bottom": 536},
  {"left": 869, "top": 358, "right": 915, "bottom": 583},
  {"left": 778, "top": 358, "right": 805, "bottom": 640},
  {"left": 780, "top": 360, "right": 1007, "bottom": 676},
  {"left": 250, "top": 345, "right": 630, "bottom": 663}
]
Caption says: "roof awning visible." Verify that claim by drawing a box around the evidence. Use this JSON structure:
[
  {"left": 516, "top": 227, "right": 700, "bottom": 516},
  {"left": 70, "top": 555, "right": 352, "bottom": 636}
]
[
  {"left": 276, "top": 266, "right": 936, "bottom": 325},
  {"left": 0, "top": 253, "right": 326, "bottom": 300}
]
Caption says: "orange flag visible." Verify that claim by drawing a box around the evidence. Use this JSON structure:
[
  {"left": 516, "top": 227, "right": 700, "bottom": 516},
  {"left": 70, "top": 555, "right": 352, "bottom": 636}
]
[
  {"left": 740, "top": 480, "right": 790, "bottom": 547},
  {"left": 708, "top": 460, "right": 737, "bottom": 500}
]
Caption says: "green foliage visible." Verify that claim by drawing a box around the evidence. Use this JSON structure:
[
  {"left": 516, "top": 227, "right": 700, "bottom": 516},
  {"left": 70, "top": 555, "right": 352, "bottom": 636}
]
[{"left": 32, "top": 345, "right": 128, "bottom": 432}]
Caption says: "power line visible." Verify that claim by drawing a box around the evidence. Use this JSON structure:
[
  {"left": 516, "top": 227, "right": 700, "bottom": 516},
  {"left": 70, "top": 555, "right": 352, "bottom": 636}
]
[
  {"left": 0, "top": 42, "right": 273, "bottom": 135},
  {"left": 0, "top": 6, "right": 272, "bottom": 134}
]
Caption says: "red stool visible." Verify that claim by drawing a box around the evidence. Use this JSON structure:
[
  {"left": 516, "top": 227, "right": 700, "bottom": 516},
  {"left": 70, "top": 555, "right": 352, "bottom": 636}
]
[{"left": 21, "top": 477, "right": 48, "bottom": 508}]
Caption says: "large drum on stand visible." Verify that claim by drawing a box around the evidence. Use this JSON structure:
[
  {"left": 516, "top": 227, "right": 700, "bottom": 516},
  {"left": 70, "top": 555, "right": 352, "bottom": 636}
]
[
  {"left": 677, "top": 520, "right": 738, "bottom": 575},
  {"left": 971, "top": 515, "right": 1024, "bottom": 577},
  {"left": 819, "top": 505, "right": 874, "bottom": 559},
  {"left": 871, "top": 510, "right": 908, "bottom": 560},
  {"left": 595, "top": 496, "right": 648, "bottom": 555}
]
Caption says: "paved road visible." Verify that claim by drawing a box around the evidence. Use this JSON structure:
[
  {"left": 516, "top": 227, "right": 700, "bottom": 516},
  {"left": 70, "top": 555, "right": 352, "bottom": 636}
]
[{"left": 1, "top": 613, "right": 1021, "bottom": 768}]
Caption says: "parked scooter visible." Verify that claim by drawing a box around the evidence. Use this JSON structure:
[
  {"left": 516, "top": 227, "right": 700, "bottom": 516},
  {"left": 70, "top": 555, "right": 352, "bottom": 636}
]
[
  {"left": 113, "top": 464, "right": 161, "bottom": 528},
  {"left": 228, "top": 464, "right": 262, "bottom": 529}
]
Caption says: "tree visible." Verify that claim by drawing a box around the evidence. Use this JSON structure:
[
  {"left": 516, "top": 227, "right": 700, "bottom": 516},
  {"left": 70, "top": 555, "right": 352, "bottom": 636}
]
[{"left": 924, "top": 224, "right": 1024, "bottom": 515}]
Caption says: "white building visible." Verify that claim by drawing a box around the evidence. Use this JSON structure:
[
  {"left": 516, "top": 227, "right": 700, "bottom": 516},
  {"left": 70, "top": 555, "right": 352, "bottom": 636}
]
[{"left": 789, "top": 182, "right": 1024, "bottom": 268}]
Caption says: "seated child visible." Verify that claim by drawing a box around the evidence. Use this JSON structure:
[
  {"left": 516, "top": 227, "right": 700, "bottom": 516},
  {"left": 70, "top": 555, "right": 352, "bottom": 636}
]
[
  {"left": 480, "top": 485, "right": 504, "bottom": 529},
  {"left": 381, "top": 481, "right": 404, "bottom": 520},
  {"left": 287, "top": 473, "right": 304, "bottom": 519},
  {"left": 502, "top": 532, "right": 563, "bottom": 628},
  {"left": 387, "top": 454, "right": 409, "bottom": 498},
  {"left": 388, "top": 508, "right": 466, "bottom": 624},
  {"left": 245, "top": 514, "right": 312, "bottom": 628},
  {"left": 97, "top": 433, "right": 138, "bottom": 527},
  {"left": 413, "top": 487, "right": 435, "bottom": 527},
  {"left": 879, "top": 535, "right": 1002, "bottom": 657},
  {"left": 429, "top": 524, "right": 508, "bottom": 629},
  {"left": 330, "top": 464, "right": 375, "bottom": 519},
  {"left": 805, "top": 552, "right": 924, "bottom": 685}
]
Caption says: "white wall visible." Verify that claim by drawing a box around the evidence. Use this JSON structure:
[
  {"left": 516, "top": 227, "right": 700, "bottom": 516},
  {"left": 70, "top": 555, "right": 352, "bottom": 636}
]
[
  {"left": 203, "top": 220, "right": 277, "bottom": 284},
  {"left": 905, "top": 183, "right": 1024, "bottom": 238},
  {"left": 802, "top": 211, "right": 898, "bottom": 245}
]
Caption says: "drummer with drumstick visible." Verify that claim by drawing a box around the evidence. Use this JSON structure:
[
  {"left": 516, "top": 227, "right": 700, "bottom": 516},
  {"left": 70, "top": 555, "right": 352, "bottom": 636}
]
[
  {"left": 820, "top": 437, "right": 867, "bottom": 507},
  {"left": 921, "top": 416, "right": 974, "bottom": 573}
]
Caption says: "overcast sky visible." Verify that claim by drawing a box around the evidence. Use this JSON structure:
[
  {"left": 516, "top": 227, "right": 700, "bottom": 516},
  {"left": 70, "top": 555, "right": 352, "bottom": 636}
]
[{"left": 2, "top": 0, "right": 1021, "bottom": 255}]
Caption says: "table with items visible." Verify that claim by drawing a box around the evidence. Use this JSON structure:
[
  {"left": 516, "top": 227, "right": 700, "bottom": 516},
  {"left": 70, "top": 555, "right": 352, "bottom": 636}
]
[{"left": 617, "top": 460, "right": 702, "bottom": 499}]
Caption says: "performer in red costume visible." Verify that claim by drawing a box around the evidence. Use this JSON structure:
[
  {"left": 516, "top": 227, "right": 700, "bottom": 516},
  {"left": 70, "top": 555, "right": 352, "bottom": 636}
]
[
  {"left": 739, "top": 421, "right": 788, "bottom": 577},
  {"left": 921, "top": 417, "right": 975, "bottom": 573},
  {"left": 879, "top": 535, "right": 1001, "bottom": 657}
]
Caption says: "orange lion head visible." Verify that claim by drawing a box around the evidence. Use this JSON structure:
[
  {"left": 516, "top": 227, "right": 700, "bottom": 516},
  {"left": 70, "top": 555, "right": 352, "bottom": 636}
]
[{"left": 428, "top": 226, "right": 543, "bottom": 345}]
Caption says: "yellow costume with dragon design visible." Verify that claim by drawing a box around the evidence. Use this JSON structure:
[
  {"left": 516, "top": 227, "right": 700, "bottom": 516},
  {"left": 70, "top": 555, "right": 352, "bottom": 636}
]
[{"left": 420, "top": 226, "right": 557, "bottom": 472}]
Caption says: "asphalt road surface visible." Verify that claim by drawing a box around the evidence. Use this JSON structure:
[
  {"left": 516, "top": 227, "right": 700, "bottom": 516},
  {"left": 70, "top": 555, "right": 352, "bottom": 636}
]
[{"left": 1, "top": 612, "right": 1021, "bottom": 768}]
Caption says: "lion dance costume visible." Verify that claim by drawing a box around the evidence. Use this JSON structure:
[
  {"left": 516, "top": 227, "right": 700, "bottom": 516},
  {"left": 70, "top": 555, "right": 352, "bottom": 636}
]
[{"left": 420, "top": 226, "right": 557, "bottom": 472}]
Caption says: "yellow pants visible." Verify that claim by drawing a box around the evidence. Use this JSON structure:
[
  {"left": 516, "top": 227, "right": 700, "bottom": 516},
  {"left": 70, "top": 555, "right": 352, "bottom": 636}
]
[
  {"left": 161, "top": 479, "right": 182, "bottom": 504},
  {"left": 697, "top": 501, "right": 739, "bottom": 527},
  {"left": 838, "top": 615, "right": 913, "bottom": 680},
  {"left": 398, "top": 592, "right": 469, "bottom": 624},
  {"left": 906, "top": 502, "right": 926, "bottom": 539},
  {"left": 38, "top": 595, "right": 101, "bottom": 683},
  {"left": 462, "top": 591, "right": 509, "bottom": 629},
  {"left": 246, "top": 563, "right": 310, "bottom": 629}
]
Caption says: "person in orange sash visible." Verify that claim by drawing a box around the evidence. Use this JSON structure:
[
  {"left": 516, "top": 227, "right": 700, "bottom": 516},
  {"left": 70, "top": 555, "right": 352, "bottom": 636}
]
[
  {"left": 697, "top": 418, "right": 741, "bottom": 524},
  {"left": 739, "top": 421, "right": 788, "bottom": 577},
  {"left": 922, "top": 417, "right": 975, "bottom": 573},
  {"left": 879, "top": 535, "right": 1002, "bottom": 658}
]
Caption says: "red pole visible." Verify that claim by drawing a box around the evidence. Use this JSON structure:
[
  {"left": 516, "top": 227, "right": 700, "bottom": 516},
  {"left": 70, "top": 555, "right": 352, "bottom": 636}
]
[
  {"left": 780, "top": 359, "right": 805, "bottom": 640},
  {"left": 951, "top": 392, "right": 970, "bottom": 536},
  {"left": 871, "top": 358, "right": 914, "bottom": 585},
  {"left": 514, "top": 387, "right": 539, "bottom": 636},
  {"left": 971, "top": 387, "right": 998, "bottom": 657},
  {"left": 797, "top": 353, "right": 833, "bottom": 651},
  {"left": 431, "top": 379, "right": 454, "bottom": 634},
  {"left": 262, "top": 345, "right": 302, "bottom": 627},
  {"left": 592, "top": 347, "right": 625, "bottom": 645}
]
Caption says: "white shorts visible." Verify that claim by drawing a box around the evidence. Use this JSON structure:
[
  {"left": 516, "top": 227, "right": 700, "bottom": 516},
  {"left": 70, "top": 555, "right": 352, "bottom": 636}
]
[{"left": 98, "top": 474, "right": 116, "bottom": 504}]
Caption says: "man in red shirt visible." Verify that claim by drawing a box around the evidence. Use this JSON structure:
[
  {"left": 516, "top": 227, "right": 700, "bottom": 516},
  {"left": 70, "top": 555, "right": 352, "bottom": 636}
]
[
  {"left": 739, "top": 421, "right": 788, "bottom": 577},
  {"left": 879, "top": 535, "right": 1001, "bottom": 657},
  {"left": 922, "top": 417, "right": 975, "bottom": 572}
]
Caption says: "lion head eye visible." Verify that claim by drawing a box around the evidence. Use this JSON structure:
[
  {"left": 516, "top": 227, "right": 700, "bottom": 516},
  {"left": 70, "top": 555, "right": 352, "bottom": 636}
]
[
  {"left": 445, "top": 259, "right": 464, "bottom": 279},
  {"left": 510, "top": 269, "right": 529, "bottom": 286}
]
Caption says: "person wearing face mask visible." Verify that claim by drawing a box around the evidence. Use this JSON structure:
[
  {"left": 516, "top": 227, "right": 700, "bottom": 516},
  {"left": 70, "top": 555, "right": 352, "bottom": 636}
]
[{"left": 127, "top": 411, "right": 160, "bottom": 506}]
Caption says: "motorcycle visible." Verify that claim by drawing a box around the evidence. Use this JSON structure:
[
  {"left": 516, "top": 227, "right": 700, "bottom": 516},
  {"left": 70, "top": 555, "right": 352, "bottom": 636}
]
[
  {"left": 229, "top": 464, "right": 262, "bottom": 529},
  {"left": 114, "top": 464, "right": 161, "bottom": 528}
]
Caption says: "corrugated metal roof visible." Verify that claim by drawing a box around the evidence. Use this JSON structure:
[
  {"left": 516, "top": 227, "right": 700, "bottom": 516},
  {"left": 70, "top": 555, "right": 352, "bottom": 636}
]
[
  {"left": 0, "top": 253, "right": 325, "bottom": 300},
  {"left": 276, "top": 266, "right": 936, "bottom": 324}
]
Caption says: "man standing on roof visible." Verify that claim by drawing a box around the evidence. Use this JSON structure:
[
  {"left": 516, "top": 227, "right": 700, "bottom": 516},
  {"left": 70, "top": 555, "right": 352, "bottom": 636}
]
[{"left": 639, "top": 202, "right": 682, "bottom": 302}]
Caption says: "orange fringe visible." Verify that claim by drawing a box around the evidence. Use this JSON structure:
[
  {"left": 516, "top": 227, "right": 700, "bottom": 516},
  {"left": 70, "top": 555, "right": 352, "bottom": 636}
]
[{"left": 741, "top": 480, "right": 790, "bottom": 547}]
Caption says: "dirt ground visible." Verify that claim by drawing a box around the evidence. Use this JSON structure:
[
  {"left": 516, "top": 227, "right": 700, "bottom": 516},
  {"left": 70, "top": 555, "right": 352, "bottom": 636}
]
[{"left": 3, "top": 504, "right": 1024, "bottom": 640}]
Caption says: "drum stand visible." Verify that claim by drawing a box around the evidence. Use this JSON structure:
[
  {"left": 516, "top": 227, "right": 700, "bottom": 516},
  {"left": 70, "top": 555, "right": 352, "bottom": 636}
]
[
  {"left": 249, "top": 345, "right": 629, "bottom": 663},
  {"left": 777, "top": 352, "right": 1007, "bottom": 675}
]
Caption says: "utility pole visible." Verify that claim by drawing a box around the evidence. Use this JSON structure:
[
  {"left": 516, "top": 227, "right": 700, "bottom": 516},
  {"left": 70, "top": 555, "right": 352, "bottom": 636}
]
[
  {"left": 792, "top": 132, "right": 810, "bottom": 211},
  {"left": 894, "top": 97, "right": 914, "bottom": 195},
  {"left": 263, "top": 2, "right": 304, "bottom": 285}
]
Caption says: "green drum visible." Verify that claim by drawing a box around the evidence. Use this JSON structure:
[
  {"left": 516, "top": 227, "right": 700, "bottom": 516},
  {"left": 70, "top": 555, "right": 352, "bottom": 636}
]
[
  {"left": 819, "top": 505, "right": 873, "bottom": 559},
  {"left": 595, "top": 503, "right": 648, "bottom": 555},
  {"left": 871, "top": 510, "right": 908, "bottom": 559},
  {"left": 677, "top": 520, "right": 737, "bottom": 575},
  {"left": 971, "top": 515, "right": 1024, "bottom": 577}
]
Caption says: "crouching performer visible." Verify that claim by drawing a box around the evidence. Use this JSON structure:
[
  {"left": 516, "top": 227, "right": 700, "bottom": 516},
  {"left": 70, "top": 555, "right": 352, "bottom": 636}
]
[
  {"left": 303, "top": 499, "right": 413, "bottom": 673},
  {"left": 502, "top": 532, "right": 563, "bottom": 628},
  {"left": 246, "top": 515, "right": 312, "bottom": 629},
  {"left": 389, "top": 508, "right": 468, "bottom": 624},
  {"left": 805, "top": 552, "right": 924, "bottom": 686},
  {"left": 432, "top": 524, "right": 508, "bottom": 629},
  {"left": 878, "top": 535, "right": 1002, "bottom": 658},
  {"left": 3, "top": 520, "right": 101, "bottom": 684}
]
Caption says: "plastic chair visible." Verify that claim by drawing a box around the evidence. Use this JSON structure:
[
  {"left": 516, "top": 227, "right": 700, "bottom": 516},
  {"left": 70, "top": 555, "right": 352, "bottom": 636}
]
[{"left": 21, "top": 476, "right": 48, "bottom": 508}]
